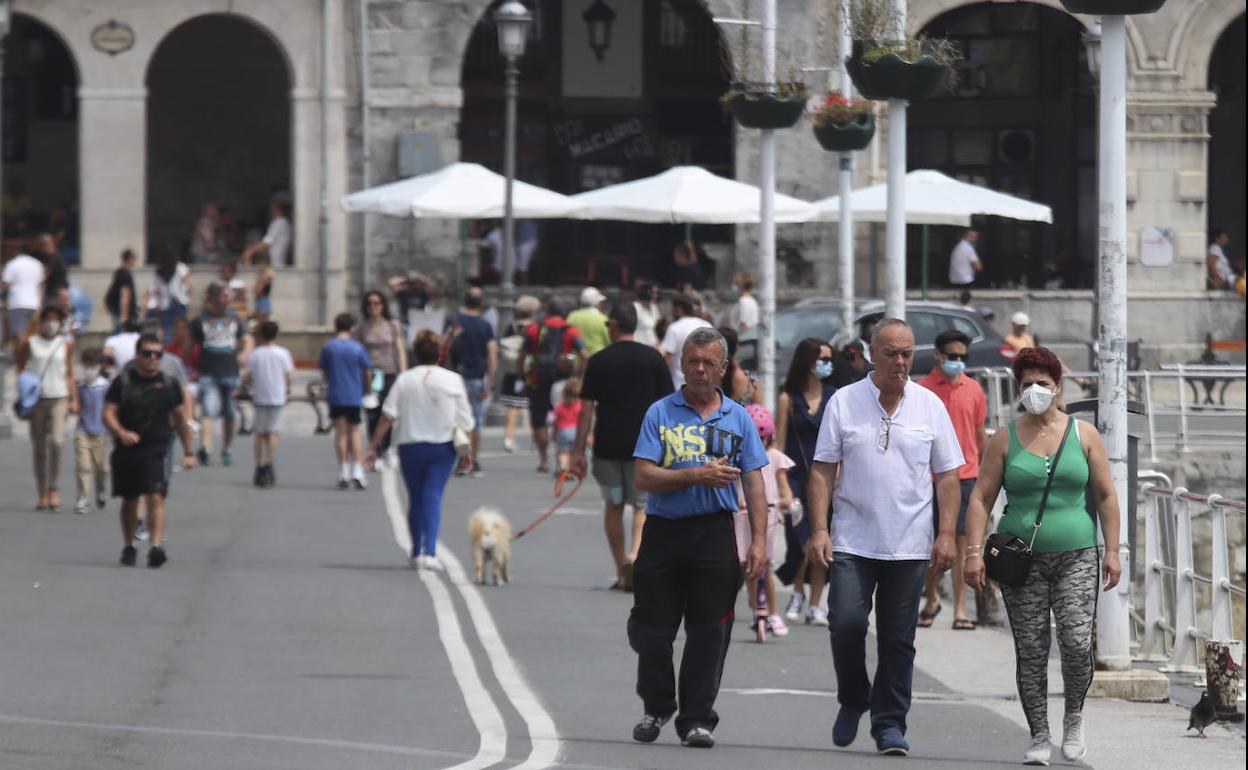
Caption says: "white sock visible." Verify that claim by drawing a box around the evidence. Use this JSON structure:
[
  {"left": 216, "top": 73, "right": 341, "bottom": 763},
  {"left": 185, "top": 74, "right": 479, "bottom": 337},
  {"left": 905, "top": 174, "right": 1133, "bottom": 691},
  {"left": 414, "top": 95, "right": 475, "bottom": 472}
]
[
  {"left": 339, "top": 463, "right": 350, "bottom": 479},
  {"left": 352, "top": 463, "right": 365, "bottom": 479}
]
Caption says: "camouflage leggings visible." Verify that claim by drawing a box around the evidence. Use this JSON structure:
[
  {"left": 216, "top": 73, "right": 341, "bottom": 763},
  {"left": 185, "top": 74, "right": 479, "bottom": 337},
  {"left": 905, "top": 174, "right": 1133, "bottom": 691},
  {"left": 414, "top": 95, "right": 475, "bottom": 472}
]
[{"left": 1000, "top": 547, "right": 1099, "bottom": 740}]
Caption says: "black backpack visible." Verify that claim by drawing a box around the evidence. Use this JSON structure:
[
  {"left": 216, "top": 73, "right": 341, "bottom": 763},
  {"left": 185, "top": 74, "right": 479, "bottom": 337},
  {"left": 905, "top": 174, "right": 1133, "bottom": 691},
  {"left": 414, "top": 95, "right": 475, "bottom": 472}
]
[{"left": 533, "top": 323, "right": 570, "bottom": 381}]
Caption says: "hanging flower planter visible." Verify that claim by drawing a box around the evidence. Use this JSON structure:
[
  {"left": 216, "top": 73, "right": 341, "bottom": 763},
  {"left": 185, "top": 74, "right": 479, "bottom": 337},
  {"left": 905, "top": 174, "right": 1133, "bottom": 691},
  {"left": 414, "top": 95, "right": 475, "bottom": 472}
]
[
  {"left": 846, "top": 39, "right": 953, "bottom": 101},
  {"left": 723, "top": 83, "right": 809, "bottom": 130},
  {"left": 1059, "top": 0, "right": 1166, "bottom": 14},
  {"left": 813, "top": 112, "right": 876, "bottom": 152}
]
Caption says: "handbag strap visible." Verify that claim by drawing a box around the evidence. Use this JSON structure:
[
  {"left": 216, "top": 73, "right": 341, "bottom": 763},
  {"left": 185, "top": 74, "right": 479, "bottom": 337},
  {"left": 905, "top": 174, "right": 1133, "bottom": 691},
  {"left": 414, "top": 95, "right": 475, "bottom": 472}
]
[{"left": 1027, "top": 417, "right": 1075, "bottom": 550}]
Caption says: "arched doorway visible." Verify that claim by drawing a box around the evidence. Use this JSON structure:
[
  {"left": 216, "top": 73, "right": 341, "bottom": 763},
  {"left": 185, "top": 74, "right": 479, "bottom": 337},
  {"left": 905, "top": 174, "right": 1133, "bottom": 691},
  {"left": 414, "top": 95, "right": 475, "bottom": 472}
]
[
  {"left": 2, "top": 14, "right": 79, "bottom": 262},
  {"left": 1206, "top": 14, "right": 1244, "bottom": 269},
  {"left": 910, "top": 2, "right": 1095, "bottom": 289},
  {"left": 459, "top": 0, "right": 732, "bottom": 288},
  {"left": 146, "top": 14, "right": 292, "bottom": 266}
]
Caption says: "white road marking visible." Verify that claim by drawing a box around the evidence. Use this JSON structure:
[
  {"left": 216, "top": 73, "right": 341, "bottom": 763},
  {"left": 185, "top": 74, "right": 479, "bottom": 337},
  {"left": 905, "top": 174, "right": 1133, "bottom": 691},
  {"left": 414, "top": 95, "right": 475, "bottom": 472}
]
[
  {"left": 0, "top": 712, "right": 470, "bottom": 760},
  {"left": 381, "top": 466, "right": 508, "bottom": 770},
  {"left": 440, "top": 546, "right": 563, "bottom": 770}
]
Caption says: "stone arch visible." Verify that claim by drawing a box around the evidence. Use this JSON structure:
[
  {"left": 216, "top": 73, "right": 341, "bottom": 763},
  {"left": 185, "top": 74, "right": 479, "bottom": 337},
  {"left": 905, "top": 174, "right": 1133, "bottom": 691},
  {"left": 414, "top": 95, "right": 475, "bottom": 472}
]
[
  {"left": 8, "top": 10, "right": 82, "bottom": 83},
  {"left": 1173, "top": 1, "right": 1246, "bottom": 89},
  {"left": 144, "top": 13, "right": 294, "bottom": 265},
  {"left": 143, "top": 11, "right": 297, "bottom": 92}
]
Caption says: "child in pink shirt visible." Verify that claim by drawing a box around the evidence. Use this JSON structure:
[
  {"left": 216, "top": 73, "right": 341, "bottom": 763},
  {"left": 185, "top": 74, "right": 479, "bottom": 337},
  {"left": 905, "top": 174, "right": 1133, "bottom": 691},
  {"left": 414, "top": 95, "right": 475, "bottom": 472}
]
[{"left": 553, "top": 376, "right": 582, "bottom": 472}]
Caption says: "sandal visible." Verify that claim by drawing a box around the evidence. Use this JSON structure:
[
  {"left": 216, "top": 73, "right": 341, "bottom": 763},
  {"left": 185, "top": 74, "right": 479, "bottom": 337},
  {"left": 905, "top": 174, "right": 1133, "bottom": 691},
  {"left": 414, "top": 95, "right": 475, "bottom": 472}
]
[
  {"left": 952, "top": 618, "right": 977, "bottom": 631},
  {"left": 917, "top": 604, "right": 942, "bottom": 628}
]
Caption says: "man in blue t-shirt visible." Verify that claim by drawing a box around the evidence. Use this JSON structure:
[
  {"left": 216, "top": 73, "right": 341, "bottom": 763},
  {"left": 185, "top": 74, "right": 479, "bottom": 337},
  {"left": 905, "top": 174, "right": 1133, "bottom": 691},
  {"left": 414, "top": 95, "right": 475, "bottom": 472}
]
[
  {"left": 318, "top": 313, "right": 373, "bottom": 489},
  {"left": 445, "top": 285, "right": 497, "bottom": 477},
  {"left": 628, "top": 326, "right": 768, "bottom": 750}
]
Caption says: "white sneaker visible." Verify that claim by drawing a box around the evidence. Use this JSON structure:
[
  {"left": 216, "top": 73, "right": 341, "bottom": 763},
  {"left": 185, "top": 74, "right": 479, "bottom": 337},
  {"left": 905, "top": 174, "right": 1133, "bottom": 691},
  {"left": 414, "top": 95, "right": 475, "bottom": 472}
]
[
  {"left": 1061, "top": 713, "right": 1086, "bottom": 761},
  {"left": 135, "top": 522, "right": 149, "bottom": 542},
  {"left": 784, "top": 592, "right": 805, "bottom": 622},
  {"left": 1024, "top": 735, "right": 1051, "bottom": 765},
  {"left": 423, "top": 555, "right": 445, "bottom": 572},
  {"left": 806, "top": 606, "right": 829, "bottom": 626},
  {"left": 766, "top": 615, "right": 790, "bottom": 637},
  {"left": 503, "top": 437, "right": 517, "bottom": 453},
  {"left": 351, "top": 466, "right": 368, "bottom": 490}
]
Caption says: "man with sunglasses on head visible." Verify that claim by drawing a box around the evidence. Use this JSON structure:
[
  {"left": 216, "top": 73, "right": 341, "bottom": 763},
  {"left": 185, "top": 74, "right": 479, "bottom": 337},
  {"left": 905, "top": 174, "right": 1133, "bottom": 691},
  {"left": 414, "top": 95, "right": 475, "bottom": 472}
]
[
  {"left": 917, "top": 329, "right": 987, "bottom": 631},
  {"left": 803, "top": 318, "right": 963, "bottom": 757},
  {"left": 105, "top": 334, "right": 196, "bottom": 568}
]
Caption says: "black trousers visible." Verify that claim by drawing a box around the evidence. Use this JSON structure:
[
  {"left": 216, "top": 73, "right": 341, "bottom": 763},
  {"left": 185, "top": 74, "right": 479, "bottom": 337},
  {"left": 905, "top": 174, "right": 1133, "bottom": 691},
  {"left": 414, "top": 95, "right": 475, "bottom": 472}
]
[{"left": 627, "top": 511, "right": 742, "bottom": 738}]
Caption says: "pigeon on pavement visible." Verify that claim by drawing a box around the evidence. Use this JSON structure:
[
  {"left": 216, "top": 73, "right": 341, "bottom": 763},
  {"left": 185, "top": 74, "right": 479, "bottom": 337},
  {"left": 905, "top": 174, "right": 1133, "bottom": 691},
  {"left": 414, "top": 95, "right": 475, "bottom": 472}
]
[{"left": 1187, "top": 690, "right": 1216, "bottom": 738}]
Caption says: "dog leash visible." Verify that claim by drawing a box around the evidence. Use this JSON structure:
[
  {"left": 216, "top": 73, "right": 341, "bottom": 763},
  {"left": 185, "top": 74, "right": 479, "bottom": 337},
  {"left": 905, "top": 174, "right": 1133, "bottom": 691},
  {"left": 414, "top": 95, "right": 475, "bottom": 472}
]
[{"left": 513, "top": 470, "right": 584, "bottom": 541}]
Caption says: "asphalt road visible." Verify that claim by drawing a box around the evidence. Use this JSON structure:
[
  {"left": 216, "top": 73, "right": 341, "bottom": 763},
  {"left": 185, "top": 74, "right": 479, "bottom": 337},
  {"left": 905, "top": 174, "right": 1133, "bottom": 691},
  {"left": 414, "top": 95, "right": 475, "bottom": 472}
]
[{"left": 0, "top": 430, "right": 1242, "bottom": 769}]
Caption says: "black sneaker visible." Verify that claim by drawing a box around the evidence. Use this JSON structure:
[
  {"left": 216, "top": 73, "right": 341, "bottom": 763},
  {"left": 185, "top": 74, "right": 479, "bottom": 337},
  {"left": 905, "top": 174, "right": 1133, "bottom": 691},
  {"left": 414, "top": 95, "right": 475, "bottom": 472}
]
[
  {"left": 337, "top": 478, "right": 350, "bottom": 489},
  {"left": 196, "top": 447, "right": 211, "bottom": 466},
  {"left": 147, "top": 545, "right": 168, "bottom": 569},
  {"left": 682, "top": 726, "right": 715, "bottom": 748},
  {"left": 633, "top": 714, "right": 669, "bottom": 743},
  {"left": 253, "top": 467, "right": 264, "bottom": 487},
  {"left": 264, "top": 465, "right": 276, "bottom": 487},
  {"left": 120, "top": 545, "right": 137, "bottom": 567}
]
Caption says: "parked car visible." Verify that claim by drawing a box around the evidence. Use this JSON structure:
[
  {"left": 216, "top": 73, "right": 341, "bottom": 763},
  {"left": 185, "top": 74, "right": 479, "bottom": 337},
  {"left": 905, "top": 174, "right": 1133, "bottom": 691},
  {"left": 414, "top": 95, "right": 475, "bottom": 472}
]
[{"left": 737, "top": 299, "right": 1008, "bottom": 379}]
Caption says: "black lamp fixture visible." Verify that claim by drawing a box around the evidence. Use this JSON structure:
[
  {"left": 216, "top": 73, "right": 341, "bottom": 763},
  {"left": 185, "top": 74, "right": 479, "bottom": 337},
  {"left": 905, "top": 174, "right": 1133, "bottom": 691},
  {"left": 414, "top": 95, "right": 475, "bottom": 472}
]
[{"left": 582, "top": 0, "right": 615, "bottom": 62}]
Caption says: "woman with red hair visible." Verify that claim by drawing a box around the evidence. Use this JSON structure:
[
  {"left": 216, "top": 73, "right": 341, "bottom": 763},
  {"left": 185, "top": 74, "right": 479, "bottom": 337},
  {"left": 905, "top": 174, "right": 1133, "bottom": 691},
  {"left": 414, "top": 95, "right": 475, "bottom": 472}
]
[{"left": 962, "top": 346, "right": 1122, "bottom": 766}]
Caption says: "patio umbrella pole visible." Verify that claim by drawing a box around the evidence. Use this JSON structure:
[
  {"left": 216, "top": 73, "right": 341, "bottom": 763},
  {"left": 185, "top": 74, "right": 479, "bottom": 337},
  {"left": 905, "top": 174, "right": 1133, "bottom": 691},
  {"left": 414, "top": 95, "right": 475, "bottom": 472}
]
[
  {"left": 921, "top": 223, "right": 929, "bottom": 300},
  {"left": 758, "top": 0, "right": 778, "bottom": 412}
]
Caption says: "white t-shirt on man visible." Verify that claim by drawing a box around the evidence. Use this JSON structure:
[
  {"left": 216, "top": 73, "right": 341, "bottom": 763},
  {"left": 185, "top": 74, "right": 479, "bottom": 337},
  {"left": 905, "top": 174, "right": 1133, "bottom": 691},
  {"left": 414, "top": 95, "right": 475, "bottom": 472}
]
[
  {"left": 246, "top": 344, "right": 295, "bottom": 406},
  {"left": 104, "top": 331, "right": 141, "bottom": 371},
  {"left": 659, "top": 315, "right": 712, "bottom": 389},
  {"left": 263, "top": 216, "right": 292, "bottom": 266},
  {"left": 813, "top": 375, "right": 964, "bottom": 560},
  {"left": 948, "top": 239, "right": 979, "bottom": 285},
  {"left": 2, "top": 253, "right": 44, "bottom": 310},
  {"left": 1209, "top": 243, "right": 1235, "bottom": 286},
  {"left": 730, "top": 294, "right": 759, "bottom": 332}
]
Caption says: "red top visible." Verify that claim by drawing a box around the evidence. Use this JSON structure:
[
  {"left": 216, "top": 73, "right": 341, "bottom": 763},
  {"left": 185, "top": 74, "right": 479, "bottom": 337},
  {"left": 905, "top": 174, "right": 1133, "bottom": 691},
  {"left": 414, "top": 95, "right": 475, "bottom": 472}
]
[
  {"left": 523, "top": 318, "right": 584, "bottom": 385},
  {"left": 918, "top": 369, "right": 987, "bottom": 480},
  {"left": 554, "top": 399, "right": 582, "bottom": 431}
]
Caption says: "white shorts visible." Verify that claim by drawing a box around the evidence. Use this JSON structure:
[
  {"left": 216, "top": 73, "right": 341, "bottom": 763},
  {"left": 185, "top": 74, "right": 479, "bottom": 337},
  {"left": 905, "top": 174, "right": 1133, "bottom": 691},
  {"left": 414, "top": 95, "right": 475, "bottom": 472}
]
[{"left": 252, "top": 405, "right": 284, "bottom": 434}]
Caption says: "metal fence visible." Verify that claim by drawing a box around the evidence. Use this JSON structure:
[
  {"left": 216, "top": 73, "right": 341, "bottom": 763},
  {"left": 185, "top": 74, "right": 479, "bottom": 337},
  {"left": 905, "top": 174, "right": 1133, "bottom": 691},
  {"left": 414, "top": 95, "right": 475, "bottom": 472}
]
[
  {"left": 1134, "top": 471, "right": 1246, "bottom": 682},
  {"left": 966, "top": 365, "right": 1246, "bottom": 459}
]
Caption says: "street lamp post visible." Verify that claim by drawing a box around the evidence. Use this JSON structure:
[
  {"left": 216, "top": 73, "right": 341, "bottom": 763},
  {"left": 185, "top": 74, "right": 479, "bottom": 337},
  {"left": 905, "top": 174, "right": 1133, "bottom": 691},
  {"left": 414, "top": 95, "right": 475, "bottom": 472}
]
[
  {"left": 0, "top": 0, "right": 11, "bottom": 441},
  {"left": 494, "top": 1, "right": 532, "bottom": 335},
  {"left": 883, "top": 0, "right": 907, "bottom": 321}
]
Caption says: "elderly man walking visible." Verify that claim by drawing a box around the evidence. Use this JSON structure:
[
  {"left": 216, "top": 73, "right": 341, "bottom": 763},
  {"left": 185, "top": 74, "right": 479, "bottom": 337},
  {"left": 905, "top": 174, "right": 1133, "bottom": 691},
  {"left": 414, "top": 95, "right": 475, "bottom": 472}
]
[
  {"left": 629, "top": 326, "right": 769, "bottom": 749},
  {"left": 805, "top": 318, "right": 963, "bottom": 756}
]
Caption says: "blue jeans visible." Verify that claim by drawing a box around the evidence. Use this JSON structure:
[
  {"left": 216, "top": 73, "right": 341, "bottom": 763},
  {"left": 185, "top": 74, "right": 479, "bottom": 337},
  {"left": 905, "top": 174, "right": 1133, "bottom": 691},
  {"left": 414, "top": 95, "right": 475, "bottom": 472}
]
[
  {"left": 398, "top": 442, "right": 457, "bottom": 558},
  {"left": 198, "top": 374, "right": 240, "bottom": 420},
  {"left": 464, "top": 378, "right": 486, "bottom": 431},
  {"left": 827, "top": 553, "right": 928, "bottom": 737}
]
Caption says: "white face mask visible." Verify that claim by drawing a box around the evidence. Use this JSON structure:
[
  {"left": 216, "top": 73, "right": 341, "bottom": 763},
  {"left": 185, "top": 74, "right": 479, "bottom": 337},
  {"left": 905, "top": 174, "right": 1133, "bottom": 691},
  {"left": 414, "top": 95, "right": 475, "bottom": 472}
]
[{"left": 1020, "top": 384, "right": 1055, "bottom": 415}]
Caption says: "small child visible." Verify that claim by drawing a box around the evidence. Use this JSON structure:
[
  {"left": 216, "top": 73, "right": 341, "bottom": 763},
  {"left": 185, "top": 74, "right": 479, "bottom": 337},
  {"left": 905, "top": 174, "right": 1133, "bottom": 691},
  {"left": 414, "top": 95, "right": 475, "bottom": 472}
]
[
  {"left": 74, "top": 348, "right": 110, "bottom": 515},
  {"left": 244, "top": 320, "right": 294, "bottom": 488},
  {"left": 552, "top": 376, "right": 582, "bottom": 473},
  {"left": 735, "top": 403, "right": 797, "bottom": 638}
]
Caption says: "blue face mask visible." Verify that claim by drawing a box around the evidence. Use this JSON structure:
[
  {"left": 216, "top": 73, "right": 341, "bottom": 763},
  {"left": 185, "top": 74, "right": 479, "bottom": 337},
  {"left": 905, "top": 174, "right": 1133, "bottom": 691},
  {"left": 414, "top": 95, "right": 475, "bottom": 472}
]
[
  {"left": 813, "top": 360, "right": 834, "bottom": 380},
  {"left": 941, "top": 360, "right": 966, "bottom": 377}
]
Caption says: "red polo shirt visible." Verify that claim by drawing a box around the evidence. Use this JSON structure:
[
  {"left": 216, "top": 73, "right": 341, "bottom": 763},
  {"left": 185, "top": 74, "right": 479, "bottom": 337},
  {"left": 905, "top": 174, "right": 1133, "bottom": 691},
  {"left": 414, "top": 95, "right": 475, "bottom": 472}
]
[{"left": 919, "top": 369, "right": 987, "bottom": 480}]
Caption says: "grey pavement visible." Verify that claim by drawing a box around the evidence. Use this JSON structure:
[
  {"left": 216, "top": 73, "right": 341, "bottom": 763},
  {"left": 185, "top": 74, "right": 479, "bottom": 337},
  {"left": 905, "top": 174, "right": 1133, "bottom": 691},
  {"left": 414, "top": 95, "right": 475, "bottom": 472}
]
[{"left": 0, "top": 425, "right": 1243, "bottom": 769}]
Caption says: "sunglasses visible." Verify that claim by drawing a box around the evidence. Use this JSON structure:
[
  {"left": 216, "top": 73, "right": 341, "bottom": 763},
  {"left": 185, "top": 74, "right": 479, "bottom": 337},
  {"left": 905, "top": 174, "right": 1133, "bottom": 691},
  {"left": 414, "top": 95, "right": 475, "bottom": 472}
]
[
  {"left": 138, "top": 349, "right": 164, "bottom": 360},
  {"left": 878, "top": 416, "right": 892, "bottom": 452},
  {"left": 942, "top": 352, "right": 967, "bottom": 361}
]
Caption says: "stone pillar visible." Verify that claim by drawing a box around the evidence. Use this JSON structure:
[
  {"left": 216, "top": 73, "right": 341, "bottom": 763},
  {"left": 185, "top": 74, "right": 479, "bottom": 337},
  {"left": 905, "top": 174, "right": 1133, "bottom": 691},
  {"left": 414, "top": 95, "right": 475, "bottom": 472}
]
[
  {"left": 78, "top": 87, "right": 146, "bottom": 270},
  {"left": 1125, "top": 91, "right": 1216, "bottom": 291}
]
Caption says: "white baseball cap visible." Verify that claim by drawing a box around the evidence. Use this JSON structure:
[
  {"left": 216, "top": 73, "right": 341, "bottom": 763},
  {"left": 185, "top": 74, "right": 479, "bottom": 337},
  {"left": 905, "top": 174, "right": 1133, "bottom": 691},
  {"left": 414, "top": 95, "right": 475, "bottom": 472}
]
[
  {"left": 581, "top": 286, "right": 607, "bottom": 306},
  {"left": 1011, "top": 311, "right": 1030, "bottom": 326}
]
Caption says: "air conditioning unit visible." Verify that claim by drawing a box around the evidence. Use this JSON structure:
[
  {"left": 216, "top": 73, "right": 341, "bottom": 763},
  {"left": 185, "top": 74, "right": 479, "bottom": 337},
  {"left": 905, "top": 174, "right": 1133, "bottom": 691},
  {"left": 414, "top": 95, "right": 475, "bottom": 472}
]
[{"left": 998, "top": 129, "right": 1035, "bottom": 163}]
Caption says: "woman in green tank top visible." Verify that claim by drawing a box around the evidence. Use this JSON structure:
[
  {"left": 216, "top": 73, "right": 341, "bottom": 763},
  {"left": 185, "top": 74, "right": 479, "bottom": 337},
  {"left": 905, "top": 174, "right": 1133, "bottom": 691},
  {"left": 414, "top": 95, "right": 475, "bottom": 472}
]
[{"left": 961, "top": 347, "right": 1122, "bottom": 766}]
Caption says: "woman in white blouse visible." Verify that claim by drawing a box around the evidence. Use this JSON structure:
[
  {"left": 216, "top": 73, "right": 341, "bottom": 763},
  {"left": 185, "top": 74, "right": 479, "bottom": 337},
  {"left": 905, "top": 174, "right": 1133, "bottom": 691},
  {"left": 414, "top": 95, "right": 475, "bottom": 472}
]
[
  {"left": 17, "top": 306, "right": 78, "bottom": 510},
  {"left": 366, "top": 330, "right": 474, "bottom": 570}
]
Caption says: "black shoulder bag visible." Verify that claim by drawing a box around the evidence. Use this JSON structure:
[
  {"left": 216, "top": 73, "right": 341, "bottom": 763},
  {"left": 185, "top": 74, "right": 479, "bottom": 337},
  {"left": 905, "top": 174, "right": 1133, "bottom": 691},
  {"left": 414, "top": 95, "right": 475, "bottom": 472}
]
[{"left": 984, "top": 417, "right": 1073, "bottom": 587}]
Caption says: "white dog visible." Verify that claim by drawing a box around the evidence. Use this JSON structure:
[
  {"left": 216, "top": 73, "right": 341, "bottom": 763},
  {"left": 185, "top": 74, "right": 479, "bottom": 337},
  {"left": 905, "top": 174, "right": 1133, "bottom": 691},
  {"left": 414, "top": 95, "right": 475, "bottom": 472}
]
[{"left": 468, "top": 507, "right": 512, "bottom": 586}]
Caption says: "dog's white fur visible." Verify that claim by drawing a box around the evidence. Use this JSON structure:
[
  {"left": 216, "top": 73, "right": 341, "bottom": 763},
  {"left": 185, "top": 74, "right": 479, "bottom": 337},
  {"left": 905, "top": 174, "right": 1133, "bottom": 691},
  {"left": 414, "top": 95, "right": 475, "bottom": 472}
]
[{"left": 468, "top": 507, "right": 512, "bottom": 586}]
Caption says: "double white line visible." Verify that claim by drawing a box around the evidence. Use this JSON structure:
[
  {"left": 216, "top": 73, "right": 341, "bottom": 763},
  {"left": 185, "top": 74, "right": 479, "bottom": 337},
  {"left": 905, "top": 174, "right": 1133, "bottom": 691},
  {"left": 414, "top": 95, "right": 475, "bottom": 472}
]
[{"left": 382, "top": 468, "right": 561, "bottom": 770}]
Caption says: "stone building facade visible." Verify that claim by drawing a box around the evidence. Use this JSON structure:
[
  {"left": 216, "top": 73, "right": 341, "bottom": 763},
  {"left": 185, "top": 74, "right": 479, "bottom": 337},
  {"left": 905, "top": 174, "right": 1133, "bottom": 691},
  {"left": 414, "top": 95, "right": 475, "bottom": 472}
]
[{"left": 3, "top": 0, "right": 1243, "bottom": 331}]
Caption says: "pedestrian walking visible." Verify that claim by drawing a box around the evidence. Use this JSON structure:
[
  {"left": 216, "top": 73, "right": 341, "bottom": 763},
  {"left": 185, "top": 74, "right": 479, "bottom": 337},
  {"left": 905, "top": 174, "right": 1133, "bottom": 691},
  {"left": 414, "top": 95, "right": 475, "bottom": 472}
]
[
  {"left": 16, "top": 306, "right": 77, "bottom": 511},
  {"left": 632, "top": 281, "right": 662, "bottom": 348},
  {"left": 629, "top": 326, "right": 769, "bottom": 749},
  {"left": 498, "top": 295, "right": 540, "bottom": 454},
  {"left": 2, "top": 249, "right": 43, "bottom": 347},
  {"left": 948, "top": 228, "right": 982, "bottom": 289},
  {"left": 774, "top": 338, "right": 837, "bottom": 625},
  {"left": 103, "top": 248, "right": 139, "bottom": 333},
  {"left": 191, "top": 283, "right": 252, "bottom": 467},
  {"left": 727, "top": 271, "right": 759, "bottom": 334},
  {"left": 104, "top": 333, "right": 196, "bottom": 568},
  {"left": 550, "top": 376, "right": 582, "bottom": 473},
  {"left": 366, "top": 330, "right": 474, "bottom": 570},
  {"left": 34, "top": 232, "right": 69, "bottom": 302},
  {"left": 567, "top": 286, "right": 611, "bottom": 358},
  {"left": 804, "top": 318, "right": 963, "bottom": 756},
  {"left": 319, "top": 313, "right": 372, "bottom": 489},
  {"left": 355, "top": 290, "right": 407, "bottom": 467},
  {"left": 443, "top": 285, "right": 497, "bottom": 477},
  {"left": 517, "top": 298, "right": 585, "bottom": 474},
  {"left": 918, "top": 329, "right": 988, "bottom": 631},
  {"left": 243, "top": 321, "right": 294, "bottom": 488},
  {"left": 659, "top": 293, "right": 711, "bottom": 390},
  {"left": 963, "top": 346, "right": 1122, "bottom": 765},
  {"left": 571, "top": 302, "right": 674, "bottom": 591},
  {"left": 73, "top": 347, "right": 111, "bottom": 515}
]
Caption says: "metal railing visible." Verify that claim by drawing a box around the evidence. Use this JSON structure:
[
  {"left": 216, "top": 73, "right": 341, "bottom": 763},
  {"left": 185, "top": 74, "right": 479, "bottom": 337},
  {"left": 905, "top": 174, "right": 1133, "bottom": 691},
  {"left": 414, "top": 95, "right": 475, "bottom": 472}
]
[
  {"left": 1134, "top": 472, "right": 1246, "bottom": 680},
  {"left": 965, "top": 365, "right": 1246, "bottom": 460}
]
